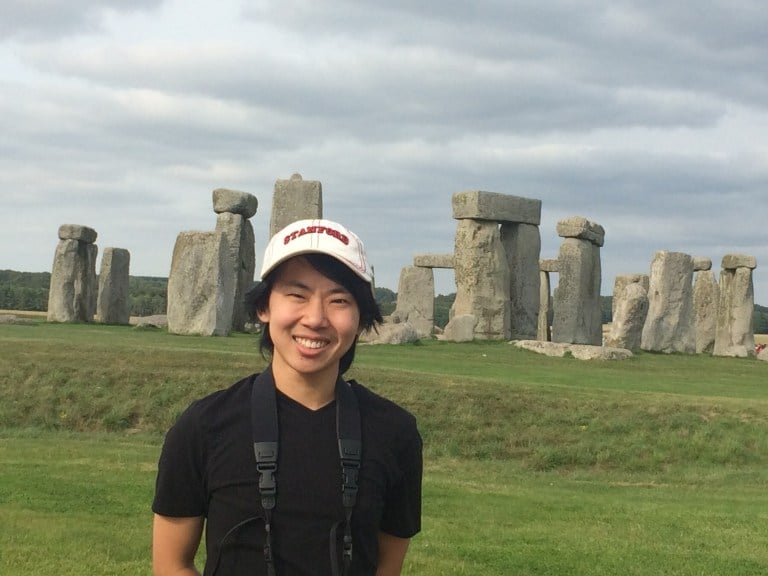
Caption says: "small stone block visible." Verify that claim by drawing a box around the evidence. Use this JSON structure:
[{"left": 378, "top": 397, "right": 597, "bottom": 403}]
[
  {"left": 539, "top": 258, "right": 559, "bottom": 273},
  {"left": 693, "top": 257, "right": 712, "bottom": 271},
  {"left": 413, "top": 253, "right": 454, "bottom": 268},
  {"left": 452, "top": 190, "right": 541, "bottom": 224},
  {"left": 212, "top": 188, "right": 258, "bottom": 219},
  {"left": 721, "top": 253, "right": 757, "bottom": 270},
  {"left": 555, "top": 216, "right": 605, "bottom": 246},
  {"left": 58, "top": 224, "right": 97, "bottom": 243}
]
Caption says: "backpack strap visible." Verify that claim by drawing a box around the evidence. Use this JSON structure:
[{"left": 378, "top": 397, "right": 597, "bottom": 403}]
[{"left": 252, "top": 370, "right": 362, "bottom": 576}]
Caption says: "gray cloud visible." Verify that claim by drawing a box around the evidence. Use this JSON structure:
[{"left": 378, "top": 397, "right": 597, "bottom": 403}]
[{"left": 1, "top": 0, "right": 766, "bottom": 302}]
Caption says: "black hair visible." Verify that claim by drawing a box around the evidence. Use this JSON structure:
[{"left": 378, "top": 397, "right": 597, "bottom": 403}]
[{"left": 244, "top": 253, "right": 383, "bottom": 375}]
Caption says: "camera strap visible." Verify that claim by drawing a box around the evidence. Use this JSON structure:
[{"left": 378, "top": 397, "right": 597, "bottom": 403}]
[{"left": 251, "top": 370, "right": 362, "bottom": 576}]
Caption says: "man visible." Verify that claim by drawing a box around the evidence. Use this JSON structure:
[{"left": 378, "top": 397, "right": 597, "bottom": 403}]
[{"left": 152, "top": 219, "right": 422, "bottom": 575}]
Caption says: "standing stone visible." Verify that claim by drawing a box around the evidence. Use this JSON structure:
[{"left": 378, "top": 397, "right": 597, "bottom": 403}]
[
  {"left": 215, "top": 212, "right": 256, "bottom": 332},
  {"left": 392, "top": 266, "right": 434, "bottom": 338},
  {"left": 713, "top": 254, "right": 757, "bottom": 358},
  {"left": 270, "top": 173, "right": 322, "bottom": 236},
  {"left": 604, "top": 280, "right": 648, "bottom": 350},
  {"left": 97, "top": 247, "right": 131, "bottom": 325},
  {"left": 552, "top": 217, "right": 604, "bottom": 345},
  {"left": 167, "top": 231, "right": 234, "bottom": 336},
  {"left": 445, "top": 219, "right": 510, "bottom": 339},
  {"left": 537, "top": 258, "right": 558, "bottom": 341},
  {"left": 693, "top": 269, "right": 719, "bottom": 354},
  {"left": 641, "top": 251, "right": 695, "bottom": 354},
  {"left": 47, "top": 225, "right": 98, "bottom": 323},
  {"left": 501, "top": 223, "right": 541, "bottom": 340},
  {"left": 611, "top": 274, "right": 649, "bottom": 320}
]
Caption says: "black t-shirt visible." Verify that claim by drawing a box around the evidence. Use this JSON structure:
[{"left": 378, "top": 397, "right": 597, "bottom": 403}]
[{"left": 152, "top": 369, "right": 422, "bottom": 576}]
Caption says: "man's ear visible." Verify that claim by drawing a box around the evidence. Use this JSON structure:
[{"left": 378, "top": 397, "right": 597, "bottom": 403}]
[{"left": 257, "top": 308, "right": 270, "bottom": 323}]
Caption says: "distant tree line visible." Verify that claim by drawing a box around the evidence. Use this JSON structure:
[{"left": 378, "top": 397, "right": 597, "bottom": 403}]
[{"left": 3, "top": 269, "right": 767, "bottom": 332}]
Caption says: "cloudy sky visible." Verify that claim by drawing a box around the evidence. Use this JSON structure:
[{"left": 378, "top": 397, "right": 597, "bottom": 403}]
[{"left": 2, "top": 0, "right": 767, "bottom": 302}]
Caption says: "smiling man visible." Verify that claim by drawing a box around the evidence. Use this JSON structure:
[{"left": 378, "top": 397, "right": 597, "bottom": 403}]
[{"left": 152, "top": 219, "right": 423, "bottom": 576}]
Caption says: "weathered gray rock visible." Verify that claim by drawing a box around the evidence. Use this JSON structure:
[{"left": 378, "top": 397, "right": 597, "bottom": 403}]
[
  {"left": 721, "top": 254, "right": 757, "bottom": 270},
  {"left": 212, "top": 188, "right": 258, "bottom": 218},
  {"left": 392, "top": 266, "right": 434, "bottom": 338},
  {"left": 270, "top": 173, "right": 322, "bottom": 236},
  {"left": 539, "top": 258, "right": 559, "bottom": 273},
  {"left": 413, "top": 253, "right": 454, "bottom": 268},
  {"left": 442, "top": 314, "right": 477, "bottom": 342},
  {"left": 362, "top": 321, "right": 420, "bottom": 345},
  {"left": 452, "top": 190, "right": 541, "bottom": 224},
  {"left": 604, "top": 281, "right": 648, "bottom": 351},
  {"left": 446, "top": 219, "right": 510, "bottom": 340},
  {"left": 58, "top": 224, "right": 97, "bottom": 244},
  {"left": 501, "top": 222, "right": 540, "bottom": 340},
  {"left": 96, "top": 247, "right": 131, "bottom": 325},
  {"left": 514, "top": 340, "right": 633, "bottom": 360},
  {"left": 693, "top": 257, "right": 712, "bottom": 271},
  {"left": 693, "top": 269, "right": 719, "bottom": 354},
  {"left": 641, "top": 251, "right": 695, "bottom": 354},
  {"left": 167, "top": 231, "right": 234, "bottom": 336},
  {"left": 555, "top": 216, "right": 605, "bottom": 247},
  {"left": 47, "top": 236, "right": 98, "bottom": 323},
  {"left": 215, "top": 212, "right": 256, "bottom": 332},
  {"left": 714, "top": 256, "right": 756, "bottom": 358},
  {"left": 130, "top": 314, "right": 168, "bottom": 329},
  {"left": 537, "top": 270, "right": 553, "bottom": 341},
  {"left": 611, "top": 274, "right": 649, "bottom": 319},
  {"left": 552, "top": 237, "right": 602, "bottom": 345}
]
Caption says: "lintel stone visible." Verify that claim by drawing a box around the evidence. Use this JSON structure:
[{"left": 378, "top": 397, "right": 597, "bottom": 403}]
[
  {"left": 555, "top": 216, "right": 605, "bottom": 247},
  {"left": 539, "top": 258, "right": 559, "bottom": 273},
  {"left": 722, "top": 253, "right": 757, "bottom": 270},
  {"left": 58, "top": 224, "right": 97, "bottom": 244},
  {"left": 213, "top": 188, "right": 258, "bottom": 219},
  {"left": 413, "top": 253, "right": 454, "bottom": 269},
  {"left": 693, "top": 257, "right": 712, "bottom": 271},
  {"left": 452, "top": 190, "right": 541, "bottom": 224}
]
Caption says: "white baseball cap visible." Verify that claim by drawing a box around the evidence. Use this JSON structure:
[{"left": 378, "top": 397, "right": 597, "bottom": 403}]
[{"left": 260, "top": 219, "right": 373, "bottom": 285}]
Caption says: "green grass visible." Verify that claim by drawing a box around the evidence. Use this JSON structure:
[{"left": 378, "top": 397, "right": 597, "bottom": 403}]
[{"left": 2, "top": 321, "right": 768, "bottom": 574}]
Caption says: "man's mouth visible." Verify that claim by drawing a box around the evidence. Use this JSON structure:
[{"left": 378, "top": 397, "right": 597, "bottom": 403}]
[{"left": 294, "top": 336, "right": 329, "bottom": 349}]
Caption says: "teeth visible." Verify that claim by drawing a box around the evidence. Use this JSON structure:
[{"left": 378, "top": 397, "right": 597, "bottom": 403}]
[{"left": 295, "top": 337, "right": 327, "bottom": 349}]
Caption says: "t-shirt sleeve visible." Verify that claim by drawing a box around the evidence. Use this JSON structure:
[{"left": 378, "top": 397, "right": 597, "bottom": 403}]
[
  {"left": 380, "top": 418, "right": 423, "bottom": 539},
  {"left": 152, "top": 403, "right": 208, "bottom": 518}
]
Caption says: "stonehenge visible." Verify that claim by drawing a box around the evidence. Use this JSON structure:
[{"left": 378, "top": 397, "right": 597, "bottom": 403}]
[
  {"left": 552, "top": 217, "right": 604, "bottom": 346},
  {"left": 41, "top": 177, "right": 761, "bottom": 362},
  {"left": 444, "top": 190, "right": 541, "bottom": 341},
  {"left": 167, "top": 188, "right": 258, "bottom": 336},
  {"left": 47, "top": 224, "right": 99, "bottom": 323}
]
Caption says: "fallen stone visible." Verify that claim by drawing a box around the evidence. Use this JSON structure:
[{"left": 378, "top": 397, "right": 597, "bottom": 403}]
[{"left": 514, "top": 340, "right": 633, "bottom": 360}]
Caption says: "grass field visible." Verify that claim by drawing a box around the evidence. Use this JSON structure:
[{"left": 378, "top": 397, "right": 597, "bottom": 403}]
[{"left": 2, "top": 320, "right": 768, "bottom": 575}]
